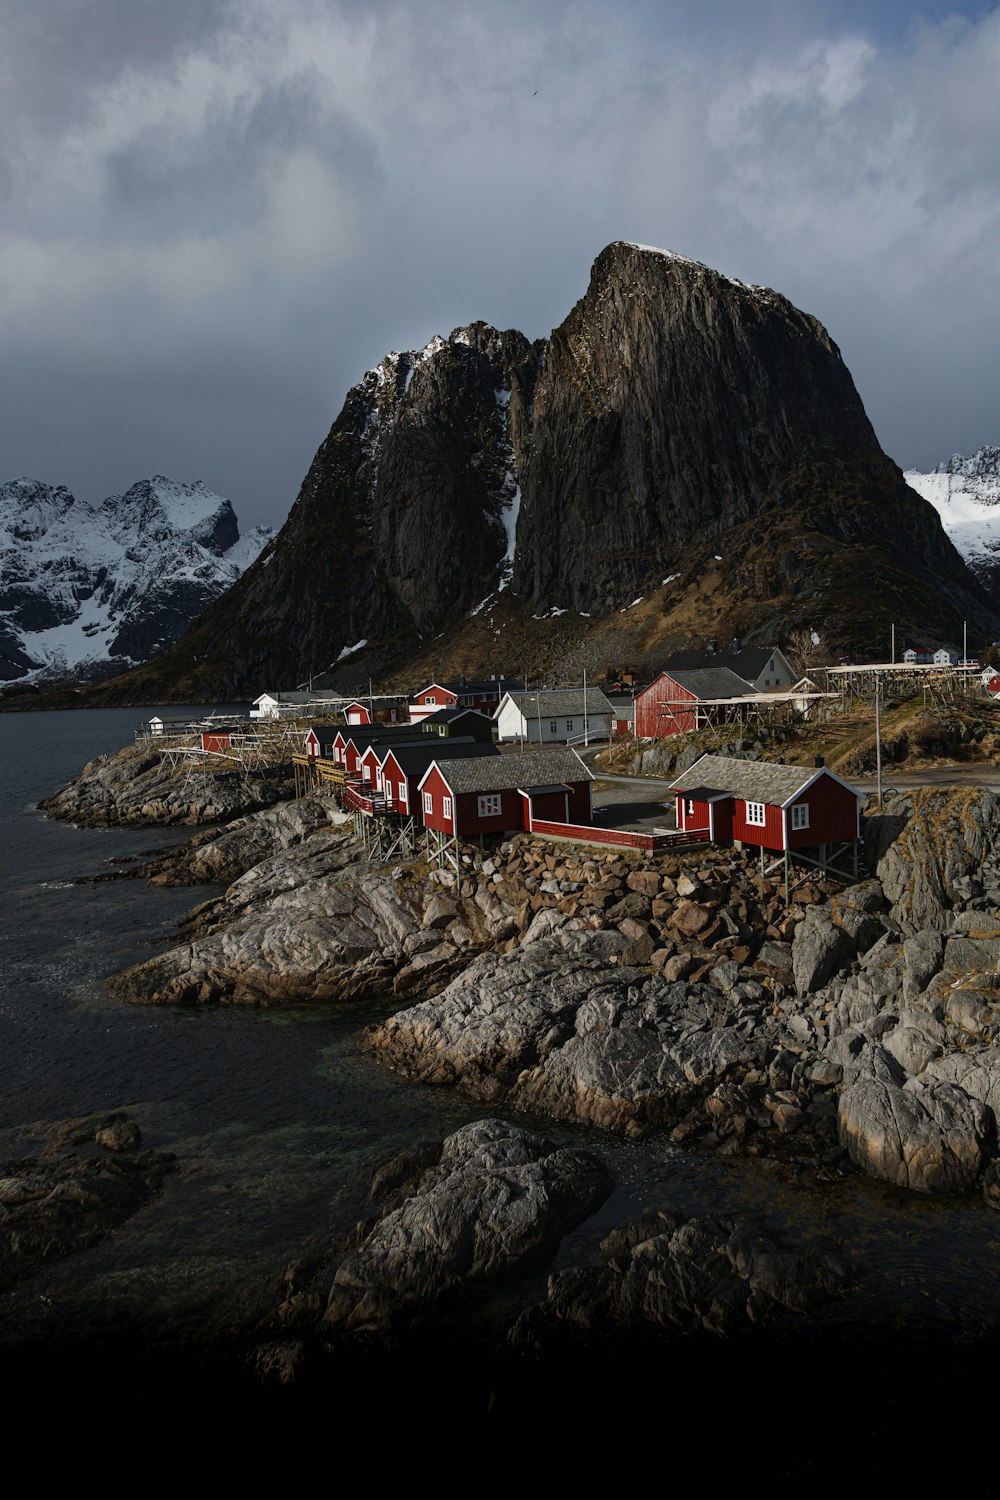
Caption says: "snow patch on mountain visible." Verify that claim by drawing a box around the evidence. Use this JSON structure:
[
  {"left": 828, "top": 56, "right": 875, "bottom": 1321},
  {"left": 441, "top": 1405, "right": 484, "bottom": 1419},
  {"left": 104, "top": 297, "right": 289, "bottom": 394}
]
[
  {"left": 0, "top": 475, "right": 271, "bottom": 685},
  {"left": 905, "top": 447, "right": 1000, "bottom": 584}
]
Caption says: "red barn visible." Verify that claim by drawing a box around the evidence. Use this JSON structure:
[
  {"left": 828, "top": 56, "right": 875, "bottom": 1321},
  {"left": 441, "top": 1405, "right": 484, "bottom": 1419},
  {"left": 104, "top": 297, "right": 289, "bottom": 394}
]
[
  {"left": 670, "top": 754, "right": 861, "bottom": 853},
  {"left": 635, "top": 667, "right": 754, "bottom": 739},
  {"left": 344, "top": 701, "right": 372, "bottom": 725},
  {"left": 417, "top": 748, "right": 592, "bottom": 837}
]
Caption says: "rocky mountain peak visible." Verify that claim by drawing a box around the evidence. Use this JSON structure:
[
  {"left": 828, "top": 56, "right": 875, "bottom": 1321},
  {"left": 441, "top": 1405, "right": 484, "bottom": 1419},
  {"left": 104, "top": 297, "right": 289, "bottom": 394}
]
[
  {"left": 78, "top": 244, "right": 995, "bottom": 702},
  {"left": 0, "top": 474, "right": 270, "bottom": 685}
]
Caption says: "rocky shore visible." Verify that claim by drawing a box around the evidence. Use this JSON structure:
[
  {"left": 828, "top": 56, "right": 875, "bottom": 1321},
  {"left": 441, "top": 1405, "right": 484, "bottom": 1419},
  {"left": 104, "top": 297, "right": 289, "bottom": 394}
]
[
  {"left": 102, "top": 782, "right": 1000, "bottom": 1207},
  {"left": 39, "top": 740, "right": 293, "bottom": 827},
  {"left": 23, "top": 760, "right": 1000, "bottom": 1419}
]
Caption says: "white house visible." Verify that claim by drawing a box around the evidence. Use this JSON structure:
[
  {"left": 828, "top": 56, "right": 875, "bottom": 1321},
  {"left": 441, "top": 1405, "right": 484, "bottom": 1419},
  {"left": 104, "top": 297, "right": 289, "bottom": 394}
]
[
  {"left": 495, "top": 687, "right": 615, "bottom": 744},
  {"left": 251, "top": 691, "right": 345, "bottom": 719}
]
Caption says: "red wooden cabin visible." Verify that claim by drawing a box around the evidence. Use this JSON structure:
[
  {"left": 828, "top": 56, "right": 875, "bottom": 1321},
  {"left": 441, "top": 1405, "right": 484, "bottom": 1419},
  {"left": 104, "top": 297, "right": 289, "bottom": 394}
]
[
  {"left": 417, "top": 748, "right": 592, "bottom": 837},
  {"left": 670, "top": 754, "right": 861, "bottom": 853}
]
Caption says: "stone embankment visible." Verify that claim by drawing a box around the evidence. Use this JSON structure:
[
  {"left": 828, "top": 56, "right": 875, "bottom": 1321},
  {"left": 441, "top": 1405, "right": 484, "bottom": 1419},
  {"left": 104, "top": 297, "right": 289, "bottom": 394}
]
[{"left": 39, "top": 741, "right": 292, "bottom": 827}]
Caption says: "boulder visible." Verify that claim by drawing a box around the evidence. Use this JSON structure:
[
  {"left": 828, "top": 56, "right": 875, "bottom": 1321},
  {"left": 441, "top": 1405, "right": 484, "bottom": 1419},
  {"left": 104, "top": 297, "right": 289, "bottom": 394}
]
[
  {"left": 322, "top": 1119, "right": 613, "bottom": 1329},
  {"left": 838, "top": 1045, "right": 990, "bottom": 1193}
]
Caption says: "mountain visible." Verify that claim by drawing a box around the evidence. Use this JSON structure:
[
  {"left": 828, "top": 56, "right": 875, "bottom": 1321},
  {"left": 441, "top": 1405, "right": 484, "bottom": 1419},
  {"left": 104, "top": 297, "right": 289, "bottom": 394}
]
[
  {"left": 0, "top": 475, "right": 271, "bottom": 684},
  {"left": 49, "top": 243, "right": 996, "bottom": 703},
  {"left": 904, "top": 448, "right": 1000, "bottom": 607}
]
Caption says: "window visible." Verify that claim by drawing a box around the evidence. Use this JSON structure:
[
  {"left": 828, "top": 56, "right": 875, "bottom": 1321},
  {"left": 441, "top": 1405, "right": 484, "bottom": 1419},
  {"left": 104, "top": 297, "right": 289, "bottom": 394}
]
[
  {"left": 791, "top": 803, "right": 809, "bottom": 830},
  {"left": 746, "top": 801, "right": 766, "bottom": 826},
  {"left": 398, "top": 783, "right": 408, "bottom": 808},
  {"left": 477, "top": 794, "right": 502, "bottom": 817},
  {"left": 443, "top": 796, "right": 452, "bottom": 821},
  {"left": 549, "top": 721, "right": 557, "bottom": 734},
  {"left": 566, "top": 720, "right": 574, "bottom": 733},
  {"left": 424, "top": 792, "right": 433, "bottom": 815},
  {"left": 686, "top": 799, "right": 695, "bottom": 815}
]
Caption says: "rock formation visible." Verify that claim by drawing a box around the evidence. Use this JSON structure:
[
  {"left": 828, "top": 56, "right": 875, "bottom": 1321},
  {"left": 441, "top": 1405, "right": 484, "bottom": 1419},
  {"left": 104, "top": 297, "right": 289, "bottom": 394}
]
[{"left": 83, "top": 243, "right": 993, "bottom": 702}]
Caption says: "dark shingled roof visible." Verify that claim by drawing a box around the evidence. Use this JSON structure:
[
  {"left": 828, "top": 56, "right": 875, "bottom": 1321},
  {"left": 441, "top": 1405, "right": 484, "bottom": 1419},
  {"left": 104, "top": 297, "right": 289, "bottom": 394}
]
[
  {"left": 671, "top": 754, "right": 860, "bottom": 807},
  {"left": 502, "top": 687, "right": 615, "bottom": 717},
  {"left": 662, "top": 647, "right": 788, "bottom": 682},
  {"left": 659, "top": 667, "right": 754, "bottom": 700},
  {"left": 428, "top": 746, "right": 592, "bottom": 794},
  {"left": 382, "top": 741, "right": 497, "bottom": 772}
]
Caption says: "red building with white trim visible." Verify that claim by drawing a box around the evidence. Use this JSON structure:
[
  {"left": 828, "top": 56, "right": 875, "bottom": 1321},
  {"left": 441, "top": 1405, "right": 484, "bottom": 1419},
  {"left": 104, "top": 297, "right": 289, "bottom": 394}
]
[
  {"left": 670, "top": 754, "right": 861, "bottom": 853},
  {"left": 417, "top": 747, "right": 592, "bottom": 837}
]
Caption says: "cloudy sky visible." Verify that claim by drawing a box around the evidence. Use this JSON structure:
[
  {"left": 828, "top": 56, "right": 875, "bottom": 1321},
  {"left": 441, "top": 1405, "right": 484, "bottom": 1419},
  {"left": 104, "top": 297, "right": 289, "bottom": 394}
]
[{"left": 3, "top": 0, "right": 998, "bottom": 530}]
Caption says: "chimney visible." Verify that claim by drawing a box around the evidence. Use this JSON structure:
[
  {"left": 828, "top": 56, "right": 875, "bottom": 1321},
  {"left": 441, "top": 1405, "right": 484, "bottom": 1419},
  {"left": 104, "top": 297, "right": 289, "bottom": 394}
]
[
  {"left": 707, "top": 638, "right": 718, "bottom": 654},
  {"left": 815, "top": 755, "right": 825, "bottom": 768}
]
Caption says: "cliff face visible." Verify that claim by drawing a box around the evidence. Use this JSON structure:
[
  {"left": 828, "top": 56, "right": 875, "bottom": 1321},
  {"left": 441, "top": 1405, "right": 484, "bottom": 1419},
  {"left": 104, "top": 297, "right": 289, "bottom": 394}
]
[
  {"left": 512, "top": 242, "right": 940, "bottom": 611},
  {"left": 69, "top": 243, "right": 994, "bottom": 703}
]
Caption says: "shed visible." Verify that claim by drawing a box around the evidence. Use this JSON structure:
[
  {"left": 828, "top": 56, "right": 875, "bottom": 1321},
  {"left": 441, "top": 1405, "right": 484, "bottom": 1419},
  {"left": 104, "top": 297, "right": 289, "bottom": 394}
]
[{"left": 635, "top": 667, "right": 754, "bottom": 739}]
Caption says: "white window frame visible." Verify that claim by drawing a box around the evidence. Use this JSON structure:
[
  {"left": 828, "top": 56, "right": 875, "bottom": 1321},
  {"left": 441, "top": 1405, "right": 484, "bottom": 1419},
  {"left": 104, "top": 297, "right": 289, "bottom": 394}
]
[
  {"left": 549, "top": 720, "right": 557, "bottom": 734},
  {"left": 566, "top": 720, "right": 574, "bottom": 733},
  {"left": 745, "top": 801, "right": 767, "bottom": 827},
  {"left": 791, "top": 802, "right": 809, "bottom": 830},
  {"left": 398, "top": 782, "right": 408, "bottom": 809},
  {"left": 477, "top": 794, "right": 502, "bottom": 817},
  {"left": 423, "top": 791, "right": 433, "bottom": 815},
  {"left": 686, "top": 798, "right": 695, "bottom": 815},
  {"left": 442, "top": 796, "right": 452, "bottom": 821}
]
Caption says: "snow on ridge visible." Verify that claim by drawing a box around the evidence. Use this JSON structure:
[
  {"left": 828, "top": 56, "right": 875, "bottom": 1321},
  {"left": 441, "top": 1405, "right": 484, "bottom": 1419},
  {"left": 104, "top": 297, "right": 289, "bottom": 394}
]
[
  {"left": 906, "top": 450, "right": 1000, "bottom": 569},
  {"left": 0, "top": 474, "right": 270, "bottom": 684},
  {"left": 336, "top": 639, "right": 368, "bottom": 661},
  {"left": 618, "top": 242, "right": 774, "bottom": 300}
]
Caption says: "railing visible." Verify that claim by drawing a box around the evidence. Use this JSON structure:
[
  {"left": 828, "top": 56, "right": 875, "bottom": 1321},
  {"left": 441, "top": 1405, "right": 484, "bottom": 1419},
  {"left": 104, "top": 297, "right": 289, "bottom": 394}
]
[
  {"left": 529, "top": 818, "right": 710, "bottom": 851},
  {"left": 343, "top": 782, "right": 394, "bottom": 816}
]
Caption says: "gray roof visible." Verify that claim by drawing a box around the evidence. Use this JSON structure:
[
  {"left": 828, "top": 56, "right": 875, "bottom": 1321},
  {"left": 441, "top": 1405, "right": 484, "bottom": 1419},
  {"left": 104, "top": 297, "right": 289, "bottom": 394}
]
[
  {"left": 425, "top": 747, "right": 592, "bottom": 794},
  {"left": 660, "top": 667, "right": 755, "bottom": 701},
  {"left": 662, "top": 646, "right": 791, "bottom": 681},
  {"left": 501, "top": 688, "right": 614, "bottom": 718},
  {"left": 670, "top": 754, "right": 859, "bottom": 807}
]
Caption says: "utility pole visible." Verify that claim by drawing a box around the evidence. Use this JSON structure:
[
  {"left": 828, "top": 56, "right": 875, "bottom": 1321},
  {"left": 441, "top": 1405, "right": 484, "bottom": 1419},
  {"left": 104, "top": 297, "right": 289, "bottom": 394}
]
[
  {"left": 875, "top": 677, "right": 883, "bottom": 807},
  {"left": 891, "top": 624, "right": 895, "bottom": 665},
  {"left": 583, "top": 667, "right": 588, "bottom": 746}
]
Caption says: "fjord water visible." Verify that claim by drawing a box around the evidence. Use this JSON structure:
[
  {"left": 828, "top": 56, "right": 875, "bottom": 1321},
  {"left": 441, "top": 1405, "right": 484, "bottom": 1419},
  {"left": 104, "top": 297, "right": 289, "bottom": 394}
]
[{"left": 2, "top": 708, "right": 1000, "bottom": 1393}]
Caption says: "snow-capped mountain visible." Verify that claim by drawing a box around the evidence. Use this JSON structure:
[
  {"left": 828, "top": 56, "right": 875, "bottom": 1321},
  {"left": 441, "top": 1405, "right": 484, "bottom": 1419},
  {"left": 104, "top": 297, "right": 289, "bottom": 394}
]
[
  {"left": 905, "top": 447, "right": 1000, "bottom": 600},
  {"left": 0, "top": 475, "right": 271, "bottom": 684}
]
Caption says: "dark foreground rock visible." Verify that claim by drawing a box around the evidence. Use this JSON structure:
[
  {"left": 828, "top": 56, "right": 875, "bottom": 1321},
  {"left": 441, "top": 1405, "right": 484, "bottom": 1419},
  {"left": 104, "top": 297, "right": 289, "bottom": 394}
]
[
  {"left": 509, "top": 1207, "right": 852, "bottom": 1350},
  {"left": 251, "top": 1119, "right": 854, "bottom": 1392},
  {"left": 256, "top": 1119, "right": 613, "bottom": 1360},
  {"left": 0, "top": 1111, "right": 175, "bottom": 1290},
  {"left": 40, "top": 741, "right": 290, "bottom": 827}
]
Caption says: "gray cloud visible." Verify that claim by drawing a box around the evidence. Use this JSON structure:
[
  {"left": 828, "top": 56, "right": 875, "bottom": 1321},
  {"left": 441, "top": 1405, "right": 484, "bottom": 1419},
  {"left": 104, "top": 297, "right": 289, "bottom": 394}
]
[{"left": 1, "top": 0, "right": 998, "bottom": 530}]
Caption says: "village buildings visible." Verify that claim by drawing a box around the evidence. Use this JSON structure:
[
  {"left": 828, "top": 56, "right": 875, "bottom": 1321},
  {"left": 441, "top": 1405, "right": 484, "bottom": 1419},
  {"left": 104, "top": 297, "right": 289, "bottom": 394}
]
[
  {"left": 408, "top": 677, "right": 524, "bottom": 723},
  {"left": 418, "top": 746, "right": 593, "bottom": 837},
  {"left": 494, "top": 687, "right": 615, "bottom": 744}
]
